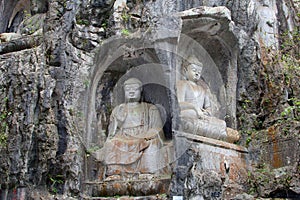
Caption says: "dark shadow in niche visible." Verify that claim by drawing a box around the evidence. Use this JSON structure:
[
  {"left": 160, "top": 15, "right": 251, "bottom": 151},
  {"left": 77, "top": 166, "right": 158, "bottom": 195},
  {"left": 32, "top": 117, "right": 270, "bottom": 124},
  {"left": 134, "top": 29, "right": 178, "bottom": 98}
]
[
  {"left": 100, "top": 82, "right": 173, "bottom": 140},
  {"left": 94, "top": 57, "right": 174, "bottom": 145},
  {"left": 143, "top": 83, "right": 173, "bottom": 140},
  {"left": 107, "top": 74, "right": 173, "bottom": 141},
  {"left": 179, "top": 13, "right": 239, "bottom": 128},
  {"left": 56, "top": 109, "right": 68, "bottom": 156},
  {"left": 269, "top": 189, "right": 300, "bottom": 199},
  {"left": 95, "top": 71, "right": 123, "bottom": 140}
]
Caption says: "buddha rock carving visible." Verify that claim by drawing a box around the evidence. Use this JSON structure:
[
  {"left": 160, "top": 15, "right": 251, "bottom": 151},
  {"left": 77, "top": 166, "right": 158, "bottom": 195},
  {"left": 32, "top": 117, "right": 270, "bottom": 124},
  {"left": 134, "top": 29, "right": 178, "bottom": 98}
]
[
  {"left": 96, "top": 78, "right": 168, "bottom": 180},
  {"left": 176, "top": 56, "right": 240, "bottom": 143}
]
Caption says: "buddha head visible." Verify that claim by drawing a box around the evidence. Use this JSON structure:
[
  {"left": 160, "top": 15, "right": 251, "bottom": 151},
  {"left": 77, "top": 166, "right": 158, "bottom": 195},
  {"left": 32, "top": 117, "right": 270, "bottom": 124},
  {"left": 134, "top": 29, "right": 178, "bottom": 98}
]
[
  {"left": 183, "top": 56, "right": 203, "bottom": 82},
  {"left": 123, "top": 78, "right": 143, "bottom": 102}
]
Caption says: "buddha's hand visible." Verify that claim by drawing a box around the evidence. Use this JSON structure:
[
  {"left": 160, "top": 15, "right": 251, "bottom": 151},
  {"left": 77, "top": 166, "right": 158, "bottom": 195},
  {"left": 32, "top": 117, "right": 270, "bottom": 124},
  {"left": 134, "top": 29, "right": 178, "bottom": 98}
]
[
  {"left": 196, "top": 108, "right": 205, "bottom": 119},
  {"left": 197, "top": 111, "right": 208, "bottom": 121},
  {"left": 115, "top": 105, "right": 127, "bottom": 122},
  {"left": 144, "top": 129, "right": 159, "bottom": 140},
  {"left": 197, "top": 108, "right": 211, "bottom": 119},
  {"left": 202, "top": 108, "right": 211, "bottom": 116}
]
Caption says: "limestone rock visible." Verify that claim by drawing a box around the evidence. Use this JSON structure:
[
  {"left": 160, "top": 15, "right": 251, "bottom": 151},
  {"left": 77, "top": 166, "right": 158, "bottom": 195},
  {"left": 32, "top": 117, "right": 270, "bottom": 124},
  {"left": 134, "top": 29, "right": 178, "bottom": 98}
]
[{"left": 0, "top": 0, "right": 299, "bottom": 199}]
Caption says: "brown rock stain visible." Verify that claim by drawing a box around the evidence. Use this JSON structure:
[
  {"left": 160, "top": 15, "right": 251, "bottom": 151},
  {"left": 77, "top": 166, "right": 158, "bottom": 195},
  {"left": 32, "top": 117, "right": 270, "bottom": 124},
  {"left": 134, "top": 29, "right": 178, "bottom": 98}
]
[
  {"left": 220, "top": 154, "right": 247, "bottom": 182},
  {"left": 268, "top": 126, "right": 282, "bottom": 168}
]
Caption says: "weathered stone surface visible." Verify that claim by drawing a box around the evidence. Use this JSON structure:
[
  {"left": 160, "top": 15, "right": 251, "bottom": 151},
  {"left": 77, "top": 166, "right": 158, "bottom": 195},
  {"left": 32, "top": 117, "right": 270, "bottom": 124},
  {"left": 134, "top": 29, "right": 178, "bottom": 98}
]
[
  {"left": 82, "top": 195, "right": 168, "bottom": 200},
  {"left": 171, "top": 132, "right": 249, "bottom": 199},
  {"left": 0, "top": 0, "right": 19, "bottom": 33},
  {"left": 0, "top": 35, "right": 42, "bottom": 55},
  {"left": 94, "top": 77, "right": 172, "bottom": 184},
  {"left": 0, "top": 0, "right": 299, "bottom": 199},
  {"left": 0, "top": 46, "right": 59, "bottom": 196},
  {"left": 177, "top": 5, "right": 240, "bottom": 128},
  {"left": 177, "top": 54, "right": 240, "bottom": 142},
  {"left": 246, "top": 121, "right": 300, "bottom": 198},
  {"left": 83, "top": 177, "right": 171, "bottom": 197}
]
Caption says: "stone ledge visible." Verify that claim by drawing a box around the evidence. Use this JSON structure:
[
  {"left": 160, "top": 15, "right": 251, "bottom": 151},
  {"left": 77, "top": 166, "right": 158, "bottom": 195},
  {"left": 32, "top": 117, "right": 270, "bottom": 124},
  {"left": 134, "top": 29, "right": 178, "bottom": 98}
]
[
  {"left": 83, "top": 177, "right": 171, "bottom": 197},
  {"left": 0, "top": 35, "right": 42, "bottom": 55},
  {"left": 176, "top": 6, "right": 232, "bottom": 20},
  {"left": 176, "top": 131, "right": 248, "bottom": 153},
  {"left": 81, "top": 195, "right": 168, "bottom": 200}
]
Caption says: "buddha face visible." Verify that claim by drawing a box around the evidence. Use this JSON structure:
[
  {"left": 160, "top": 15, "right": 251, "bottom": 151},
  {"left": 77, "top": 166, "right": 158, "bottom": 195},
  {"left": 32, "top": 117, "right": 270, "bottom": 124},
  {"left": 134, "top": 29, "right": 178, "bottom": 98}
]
[
  {"left": 185, "top": 63, "right": 203, "bottom": 82},
  {"left": 124, "top": 83, "right": 141, "bottom": 102}
]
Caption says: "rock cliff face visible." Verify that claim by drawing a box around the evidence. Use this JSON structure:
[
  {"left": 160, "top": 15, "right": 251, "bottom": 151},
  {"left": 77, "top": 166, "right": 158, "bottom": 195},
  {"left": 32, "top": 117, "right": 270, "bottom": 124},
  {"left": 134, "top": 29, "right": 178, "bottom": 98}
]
[{"left": 0, "top": 0, "right": 299, "bottom": 199}]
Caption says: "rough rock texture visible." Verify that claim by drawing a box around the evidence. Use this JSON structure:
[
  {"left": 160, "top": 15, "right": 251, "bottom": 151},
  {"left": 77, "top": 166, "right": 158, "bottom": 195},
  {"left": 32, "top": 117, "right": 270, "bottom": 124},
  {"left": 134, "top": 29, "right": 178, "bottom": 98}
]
[
  {"left": 0, "top": 0, "right": 299, "bottom": 199},
  {"left": 172, "top": 133, "right": 248, "bottom": 199}
]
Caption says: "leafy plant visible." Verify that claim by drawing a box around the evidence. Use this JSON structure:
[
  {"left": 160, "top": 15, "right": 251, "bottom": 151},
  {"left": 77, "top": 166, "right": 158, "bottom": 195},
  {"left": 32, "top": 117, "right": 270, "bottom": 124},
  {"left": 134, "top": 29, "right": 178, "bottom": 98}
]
[
  {"left": 83, "top": 80, "right": 90, "bottom": 88},
  {"left": 121, "top": 29, "right": 130, "bottom": 36},
  {"left": 49, "top": 175, "right": 64, "bottom": 194},
  {"left": 281, "top": 97, "right": 300, "bottom": 120},
  {"left": 101, "top": 22, "right": 107, "bottom": 30},
  {"left": 246, "top": 136, "right": 252, "bottom": 146},
  {"left": 0, "top": 96, "right": 10, "bottom": 147},
  {"left": 86, "top": 146, "right": 100, "bottom": 157},
  {"left": 121, "top": 12, "right": 130, "bottom": 23}
]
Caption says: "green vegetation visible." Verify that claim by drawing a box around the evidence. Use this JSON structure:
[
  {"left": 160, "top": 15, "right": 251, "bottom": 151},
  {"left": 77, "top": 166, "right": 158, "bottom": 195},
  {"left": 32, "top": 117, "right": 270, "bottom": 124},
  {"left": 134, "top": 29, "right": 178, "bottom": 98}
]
[
  {"left": 121, "top": 29, "right": 130, "bottom": 36},
  {"left": 49, "top": 175, "right": 64, "bottom": 194},
  {"left": 245, "top": 136, "right": 252, "bottom": 146},
  {"left": 0, "top": 96, "right": 10, "bottom": 147},
  {"left": 238, "top": 27, "right": 299, "bottom": 150},
  {"left": 76, "top": 14, "right": 90, "bottom": 26},
  {"left": 241, "top": 99, "right": 252, "bottom": 110},
  {"left": 83, "top": 80, "right": 90, "bottom": 88},
  {"left": 281, "top": 97, "right": 300, "bottom": 120},
  {"left": 279, "top": 29, "right": 300, "bottom": 122},
  {"left": 121, "top": 11, "right": 130, "bottom": 23},
  {"left": 23, "top": 10, "right": 31, "bottom": 19},
  {"left": 101, "top": 21, "right": 107, "bottom": 30},
  {"left": 77, "top": 19, "right": 90, "bottom": 26},
  {"left": 243, "top": 27, "right": 300, "bottom": 196},
  {"left": 86, "top": 146, "right": 100, "bottom": 157},
  {"left": 76, "top": 111, "right": 83, "bottom": 118}
]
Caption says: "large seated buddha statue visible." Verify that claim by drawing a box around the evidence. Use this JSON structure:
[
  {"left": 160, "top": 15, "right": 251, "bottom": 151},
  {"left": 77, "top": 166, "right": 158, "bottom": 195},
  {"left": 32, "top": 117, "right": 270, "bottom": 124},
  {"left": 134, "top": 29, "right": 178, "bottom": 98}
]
[
  {"left": 176, "top": 56, "right": 240, "bottom": 143},
  {"left": 95, "top": 77, "right": 170, "bottom": 180}
]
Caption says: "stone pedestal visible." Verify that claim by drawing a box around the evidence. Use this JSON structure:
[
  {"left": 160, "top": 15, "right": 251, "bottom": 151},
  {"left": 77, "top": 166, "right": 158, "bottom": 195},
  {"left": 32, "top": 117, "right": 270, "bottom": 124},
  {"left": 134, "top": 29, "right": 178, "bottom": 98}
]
[
  {"left": 82, "top": 177, "right": 171, "bottom": 199},
  {"left": 173, "top": 132, "right": 249, "bottom": 199}
]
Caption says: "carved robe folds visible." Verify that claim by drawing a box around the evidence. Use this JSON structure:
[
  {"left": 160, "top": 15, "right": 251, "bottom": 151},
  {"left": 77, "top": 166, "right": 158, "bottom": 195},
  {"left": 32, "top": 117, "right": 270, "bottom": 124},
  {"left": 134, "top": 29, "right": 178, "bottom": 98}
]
[
  {"left": 177, "top": 80, "right": 239, "bottom": 143},
  {"left": 99, "top": 102, "right": 166, "bottom": 176}
]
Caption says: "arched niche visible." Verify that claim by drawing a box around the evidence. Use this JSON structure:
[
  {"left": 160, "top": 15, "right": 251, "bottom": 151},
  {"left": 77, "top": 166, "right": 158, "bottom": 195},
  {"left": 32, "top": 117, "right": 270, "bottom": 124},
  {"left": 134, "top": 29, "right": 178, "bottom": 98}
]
[
  {"left": 177, "top": 7, "right": 239, "bottom": 128},
  {"left": 84, "top": 37, "right": 174, "bottom": 149},
  {"left": 109, "top": 64, "right": 174, "bottom": 140}
]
